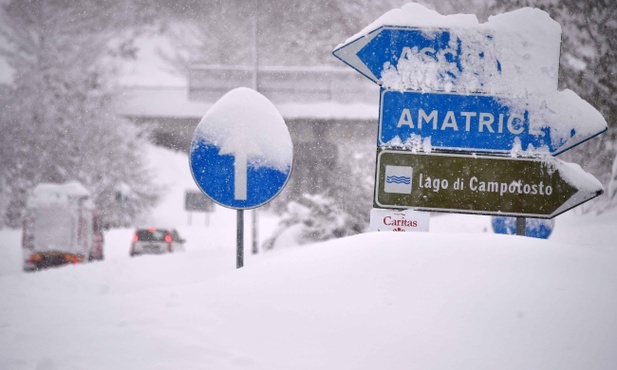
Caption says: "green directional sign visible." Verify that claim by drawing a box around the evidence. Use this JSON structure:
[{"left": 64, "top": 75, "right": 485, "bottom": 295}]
[{"left": 375, "top": 150, "right": 603, "bottom": 219}]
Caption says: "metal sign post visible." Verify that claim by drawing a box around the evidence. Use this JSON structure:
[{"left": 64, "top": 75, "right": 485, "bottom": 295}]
[
  {"left": 237, "top": 210, "right": 244, "bottom": 268},
  {"left": 189, "top": 88, "right": 293, "bottom": 268},
  {"left": 252, "top": 210, "right": 259, "bottom": 254},
  {"left": 516, "top": 217, "right": 526, "bottom": 236},
  {"left": 251, "top": 14, "right": 260, "bottom": 256}
]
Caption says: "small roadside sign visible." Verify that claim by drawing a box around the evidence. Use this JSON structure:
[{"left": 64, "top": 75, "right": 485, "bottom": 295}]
[
  {"left": 185, "top": 190, "right": 214, "bottom": 212},
  {"left": 369, "top": 208, "right": 430, "bottom": 232},
  {"left": 374, "top": 150, "right": 603, "bottom": 219}
]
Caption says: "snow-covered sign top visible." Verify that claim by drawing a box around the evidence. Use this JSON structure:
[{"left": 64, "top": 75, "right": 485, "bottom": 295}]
[
  {"left": 192, "top": 87, "right": 292, "bottom": 173},
  {"left": 335, "top": 3, "right": 561, "bottom": 96},
  {"left": 27, "top": 181, "right": 93, "bottom": 208},
  {"left": 190, "top": 87, "right": 293, "bottom": 209},
  {"left": 333, "top": 2, "right": 606, "bottom": 156}
]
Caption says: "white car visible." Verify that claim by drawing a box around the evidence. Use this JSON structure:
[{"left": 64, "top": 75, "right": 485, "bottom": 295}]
[{"left": 130, "top": 228, "right": 185, "bottom": 257}]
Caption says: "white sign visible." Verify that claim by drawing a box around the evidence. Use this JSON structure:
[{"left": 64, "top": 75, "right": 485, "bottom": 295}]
[
  {"left": 384, "top": 165, "right": 413, "bottom": 194},
  {"left": 369, "top": 208, "right": 430, "bottom": 232}
]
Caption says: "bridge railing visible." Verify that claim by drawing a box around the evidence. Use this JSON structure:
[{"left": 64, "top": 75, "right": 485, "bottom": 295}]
[{"left": 188, "top": 65, "right": 378, "bottom": 104}]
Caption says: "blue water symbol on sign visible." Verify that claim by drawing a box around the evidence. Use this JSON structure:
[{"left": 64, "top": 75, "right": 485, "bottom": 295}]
[
  {"left": 332, "top": 26, "right": 501, "bottom": 86},
  {"left": 386, "top": 176, "right": 411, "bottom": 185},
  {"left": 380, "top": 89, "right": 575, "bottom": 155}
]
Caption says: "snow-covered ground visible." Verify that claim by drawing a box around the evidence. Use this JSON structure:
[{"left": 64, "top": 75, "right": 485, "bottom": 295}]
[
  {"left": 2, "top": 3, "right": 616, "bottom": 369},
  {"left": 1, "top": 143, "right": 616, "bottom": 370}
]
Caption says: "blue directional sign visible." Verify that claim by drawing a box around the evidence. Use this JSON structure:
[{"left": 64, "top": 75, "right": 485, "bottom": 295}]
[
  {"left": 332, "top": 26, "right": 500, "bottom": 86},
  {"left": 190, "top": 88, "right": 293, "bottom": 210},
  {"left": 491, "top": 216, "right": 554, "bottom": 239},
  {"left": 379, "top": 89, "right": 606, "bottom": 155},
  {"left": 190, "top": 142, "right": 291, "bottom": 209},
  {"left": 335, "top": 7, "right": 607, "bottom": 222}
]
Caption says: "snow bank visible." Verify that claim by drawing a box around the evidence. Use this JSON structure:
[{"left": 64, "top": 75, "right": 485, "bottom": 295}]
[
  {"left": 1, "top": 140, "right": 617, "bottom": 370},
  {"left": 2, "top": 228, "right": 617, "bottom": 370}
]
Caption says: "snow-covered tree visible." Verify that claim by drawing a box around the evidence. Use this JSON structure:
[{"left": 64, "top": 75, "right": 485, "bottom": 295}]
[
  {"left": 262, "top": 193, "right": 364, "bottom": 250},
  {"left": 551, "top": 0, "right": 617, "bottom": 203},
  {"left": 0, "top": 0, "right": 161, "bottom": 227},
  {"left": 262, "top": 138, "right": 374, "bottom": 248}
]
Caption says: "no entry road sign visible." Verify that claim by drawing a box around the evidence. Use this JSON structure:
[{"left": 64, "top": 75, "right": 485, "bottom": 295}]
[{"left": 374, "top": 150, "right": 603, "bottom": 218}]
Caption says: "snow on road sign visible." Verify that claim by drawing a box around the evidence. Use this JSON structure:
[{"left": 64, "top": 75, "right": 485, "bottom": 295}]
[
  {"left": 378, "top": 89, "right": 606, "bottom": 155},
  {"left": 190, "top": 88, "right": 293, "bottom": 210},
  {"left": 333, "top": 6, "right": 561, "bottom": 95}
]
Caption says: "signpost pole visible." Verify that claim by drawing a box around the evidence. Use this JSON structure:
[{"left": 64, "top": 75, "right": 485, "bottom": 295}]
[
  {"left": 252, "top": 212, "right": 259, "bottom": 254},
  {"left": 237, "top": 210, "right": 244, "bottom": 269},
  {"left": 251, "top": 12, "right": 260, "bottom": 255},
  {"left": 516, "top": 217, "right": 526, "bottom": 236}
]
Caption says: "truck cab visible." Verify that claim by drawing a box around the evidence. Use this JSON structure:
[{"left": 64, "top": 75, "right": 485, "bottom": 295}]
[{"left": 22, "top": 181, "right": 104, "bottom": 272}]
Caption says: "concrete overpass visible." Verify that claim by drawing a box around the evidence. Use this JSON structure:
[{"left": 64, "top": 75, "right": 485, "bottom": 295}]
[{"left": 116, "top": 65, "right": 380, "bottom": 199}]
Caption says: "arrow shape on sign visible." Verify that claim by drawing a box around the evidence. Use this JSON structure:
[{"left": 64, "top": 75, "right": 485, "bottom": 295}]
[
  {"left": 378, "top": 89, "right": 607, "bottom": 155},
  {"left": 219, "top": 132, "right": 261, "bottom": 201},
  {"left": 375, "top": 150, "right": 604, "bottom": 219},
  {"left": 333, "top": 26, "right": 502, "bottom": 89},
  {"left": 333, "top": 7, "right": 563, "bottom": 95},
  {"left": 234, "top": 151, "right": 247, "bottom": 200},
  {"left": 332, "top": 30, "right": 378, "bottom": 84}
]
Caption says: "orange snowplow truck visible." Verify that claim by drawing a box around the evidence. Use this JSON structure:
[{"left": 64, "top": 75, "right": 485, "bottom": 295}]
[{"left": 22, "top": 181, "right": 104, "bottom": 272}]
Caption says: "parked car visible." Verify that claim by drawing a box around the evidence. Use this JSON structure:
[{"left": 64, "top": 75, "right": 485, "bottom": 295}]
[{"left": 130, "top": 228, "right": 185, "bottom": 257}]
